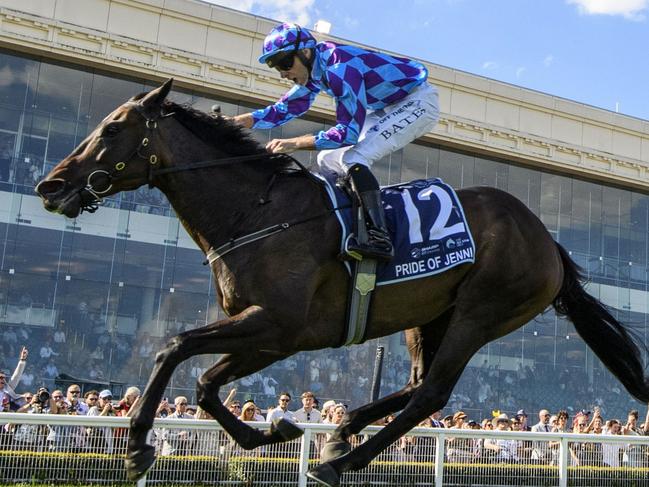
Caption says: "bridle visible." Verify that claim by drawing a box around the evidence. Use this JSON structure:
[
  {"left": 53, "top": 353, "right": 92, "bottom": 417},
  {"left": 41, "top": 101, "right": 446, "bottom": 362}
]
[
  {"left": 76, "top": 103, "right": 347, "bottom": 263},
  {"left": 79, "top": 104, "right": 171, "bottom": 213},
  {"left": 78, "top": 104, "right": 289, "bottom": 213}
]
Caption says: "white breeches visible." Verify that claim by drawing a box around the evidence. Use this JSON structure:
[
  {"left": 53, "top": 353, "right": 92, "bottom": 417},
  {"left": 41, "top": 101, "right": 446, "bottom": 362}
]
[{"left": 316, "top": 82, "right": 439, "bottom": 175}]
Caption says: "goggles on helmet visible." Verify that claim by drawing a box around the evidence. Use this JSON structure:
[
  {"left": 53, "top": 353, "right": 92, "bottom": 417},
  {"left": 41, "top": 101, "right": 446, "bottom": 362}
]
[{"left": 266, "top": 50, "right": 297, "bottom": 71}]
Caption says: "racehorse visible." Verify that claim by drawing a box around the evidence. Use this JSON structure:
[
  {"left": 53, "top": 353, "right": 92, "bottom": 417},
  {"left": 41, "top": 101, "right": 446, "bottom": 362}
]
[{"left": 35, "top": 79, "right": 649, "bottom": 486}]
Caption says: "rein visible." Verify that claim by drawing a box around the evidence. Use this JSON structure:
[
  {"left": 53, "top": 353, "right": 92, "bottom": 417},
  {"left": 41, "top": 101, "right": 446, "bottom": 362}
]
[
  {"left": 80, "top": 104, "right": 345, "bottom": 261},
  {"left": 78, "top": 106, "right": 308, "bottom": 213}
]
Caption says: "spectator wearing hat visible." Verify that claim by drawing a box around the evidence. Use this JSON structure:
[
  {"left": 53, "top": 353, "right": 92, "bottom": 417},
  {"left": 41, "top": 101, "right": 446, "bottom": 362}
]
[
  {"left": 293, "top": 391, "right": 322, "bottom": 424},
  {"left": 87, "top": 389, "right": 116, "bottom": 453},
  {"left": 484, "top": 414, "right": 520, "bottom": 463},
  {"left": 481, "top": 418, "right": 494, "bottom": 431},
  {"left": 447, "top": 411, "right": 472, "bottom": 462},
  {"left": 451, "top": 411, "right": 467, "bottom": 429},
  {"left": 442, "top": 415, "right": 453, "bottom": 428},
  {"left": 320, "top": 400, "right": 337, "bottom": 423},
  {"left": 515, "top": 409, "right": 531, "bottom": 431}
]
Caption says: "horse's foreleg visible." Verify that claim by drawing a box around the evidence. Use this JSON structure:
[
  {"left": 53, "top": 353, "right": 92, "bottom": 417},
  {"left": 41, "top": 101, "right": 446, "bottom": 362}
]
[
  {"left": 196, "top": 353, "right": 304, "bottom": 449},
  {"left": 126, "top": 306, "right": 282, "bottom": 480}
]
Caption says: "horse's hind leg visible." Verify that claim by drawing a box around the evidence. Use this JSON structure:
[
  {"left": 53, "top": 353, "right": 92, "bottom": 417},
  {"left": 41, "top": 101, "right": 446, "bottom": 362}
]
[
  {"left": 322, "top": 311, "right": 452, "bottom": 462},
  {"left": 308, "top": 298, "right": 550, "bottom": 486},
  {"left": 196, "top": 353, "right": 304, "bottom": 449}
]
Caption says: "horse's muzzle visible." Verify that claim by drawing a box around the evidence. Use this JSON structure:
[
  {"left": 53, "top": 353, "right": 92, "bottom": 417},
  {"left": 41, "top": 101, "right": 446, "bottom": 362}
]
[
  {"left": 35, "top": 179, "right": 82, "bottom": 217},
  {"left": 35, "top": 178, "right": 67, "bottom": 200}
]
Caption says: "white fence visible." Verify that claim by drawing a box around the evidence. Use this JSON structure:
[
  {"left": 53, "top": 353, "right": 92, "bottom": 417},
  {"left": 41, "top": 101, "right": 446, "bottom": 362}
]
[{"left": 0, "top": 412, "right": 648, "bottom": 486}]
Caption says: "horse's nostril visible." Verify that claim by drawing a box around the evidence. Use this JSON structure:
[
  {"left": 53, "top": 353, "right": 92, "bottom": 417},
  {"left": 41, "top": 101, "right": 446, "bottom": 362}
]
[{"left": 35, "top": 179, "right": 66, "bottom": 198}]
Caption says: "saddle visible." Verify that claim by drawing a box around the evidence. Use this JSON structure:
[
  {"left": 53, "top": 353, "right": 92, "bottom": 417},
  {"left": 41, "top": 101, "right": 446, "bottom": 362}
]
[{"left": 316, "top": 171, "right": 476, "bottom": 346}]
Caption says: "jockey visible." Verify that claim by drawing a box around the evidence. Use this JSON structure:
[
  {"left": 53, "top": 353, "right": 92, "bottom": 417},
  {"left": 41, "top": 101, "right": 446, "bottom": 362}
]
[{"left": 232, "top": 23, "right": 440, "bottom": 261}]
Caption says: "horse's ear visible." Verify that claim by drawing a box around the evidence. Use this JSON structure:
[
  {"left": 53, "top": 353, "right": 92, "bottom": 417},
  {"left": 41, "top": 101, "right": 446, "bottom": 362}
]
[{"left": 139, "top": 78, "right": 174, "bottom": 112}]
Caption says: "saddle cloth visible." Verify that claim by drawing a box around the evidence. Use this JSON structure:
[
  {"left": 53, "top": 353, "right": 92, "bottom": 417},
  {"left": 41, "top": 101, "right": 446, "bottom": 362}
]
[{"left": 314, "top": 171, "right": 476, "bottom": 286}]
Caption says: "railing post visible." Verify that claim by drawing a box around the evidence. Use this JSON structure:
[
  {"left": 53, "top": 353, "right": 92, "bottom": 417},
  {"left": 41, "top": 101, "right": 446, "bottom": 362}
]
[
  {"left": 298, "top": 427, "right": 312, "bottom": 487},
  {"left": 137, "top": 475, "right": 147, "bottom": 487},
  {"left": 558, "top": 436, "right": 569, "bottom": 487},
  {"left": 434, "top": 431, "right": 445, "bottom": 487}
]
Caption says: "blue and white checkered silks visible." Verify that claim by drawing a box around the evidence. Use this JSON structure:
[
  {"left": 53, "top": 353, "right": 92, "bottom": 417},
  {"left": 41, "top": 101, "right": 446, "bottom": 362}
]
[{"left": 253, "top": 39, "right": 431, "bottom": 152}]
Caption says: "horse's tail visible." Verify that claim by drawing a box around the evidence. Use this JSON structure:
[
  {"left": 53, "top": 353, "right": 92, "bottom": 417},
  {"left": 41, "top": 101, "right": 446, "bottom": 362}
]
[{"left": 552, "top": 243, "right": 649, "bottom": 402}]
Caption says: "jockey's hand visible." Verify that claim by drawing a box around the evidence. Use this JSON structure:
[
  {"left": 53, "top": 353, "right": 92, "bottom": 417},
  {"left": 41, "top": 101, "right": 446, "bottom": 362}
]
[
  {"left": 266, "top": 138, "right": 299, "bottom": 154},
  {"left": 266, "top": 134, "right": 316, "bottom": 154}
]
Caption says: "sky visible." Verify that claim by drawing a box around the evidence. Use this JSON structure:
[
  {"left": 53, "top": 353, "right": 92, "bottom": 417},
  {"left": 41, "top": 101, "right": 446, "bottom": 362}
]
[{"left": 205, "top": 0, "right": 649, "bottom": 123}]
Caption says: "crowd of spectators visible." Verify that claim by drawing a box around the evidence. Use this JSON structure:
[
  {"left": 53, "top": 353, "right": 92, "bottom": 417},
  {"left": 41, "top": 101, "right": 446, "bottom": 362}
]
[
  {"left": 1, "top": 325, "right": 648, "bottom": 421},
  {"left": 1, "top": 345, "right": 648, "bottom": 468}
]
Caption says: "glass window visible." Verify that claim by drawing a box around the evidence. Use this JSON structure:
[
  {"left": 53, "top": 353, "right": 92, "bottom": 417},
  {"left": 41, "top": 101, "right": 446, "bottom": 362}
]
[
  {"left": 33, "top": 62, "right": 92, "bottom": 119},
  {"left": 474, "top": 156, "right": 505, "bottom": 189},
  {"left": 438, "top": 149, "right": 465, "bottom": 187},
  {"left": 506, "top": 164, "right": 541, "bottom": 213},
  {"left": 46, "top": 117, "right": 78, "bottom": 162},
  {"left": 88, "top": 73, "right": 145, "bottom": 127},
  {"left": 401, "top": 143, "right": 429, "bottom": 182},
  {"left": 0, "top": 51, "right": 38, "bottom": 110}
]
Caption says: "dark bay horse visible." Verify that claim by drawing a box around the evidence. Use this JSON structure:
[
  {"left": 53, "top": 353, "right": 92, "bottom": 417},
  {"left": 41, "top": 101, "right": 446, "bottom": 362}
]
[{"left": 35, "top": 80, "right": 649, "bottom": 486}]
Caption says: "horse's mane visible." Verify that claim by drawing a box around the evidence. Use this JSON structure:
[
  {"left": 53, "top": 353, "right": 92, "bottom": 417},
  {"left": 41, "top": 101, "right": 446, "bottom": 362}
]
[
  {"left": 161, "top": 101, "right": 266, "bottom": 157},
  {"left": 129, "top": 93, "right": 296, "bottom": 169}
]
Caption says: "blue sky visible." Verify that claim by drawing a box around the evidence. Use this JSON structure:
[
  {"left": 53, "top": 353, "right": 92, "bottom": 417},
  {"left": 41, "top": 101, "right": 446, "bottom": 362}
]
[{"left": 206, "top": 0, "right": 649, "bottom": 122}]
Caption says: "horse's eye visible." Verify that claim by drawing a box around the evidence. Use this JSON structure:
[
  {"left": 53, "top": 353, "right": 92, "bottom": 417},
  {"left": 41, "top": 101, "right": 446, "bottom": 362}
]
[{"left": 103, "top": 124, "right": 120, "bottom": 137}]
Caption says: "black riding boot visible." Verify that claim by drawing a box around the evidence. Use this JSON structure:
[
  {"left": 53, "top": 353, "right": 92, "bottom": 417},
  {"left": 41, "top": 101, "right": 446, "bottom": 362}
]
[{"left": 346, "top": 164, "right": 394, "bottom": 261}]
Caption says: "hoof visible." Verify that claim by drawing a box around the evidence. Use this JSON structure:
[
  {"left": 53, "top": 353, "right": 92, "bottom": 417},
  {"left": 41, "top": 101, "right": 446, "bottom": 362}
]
[
  {"left": 320, "top": 439, "right": 351, "bottom": 463},
  {"left": 125, "top": 444, "right": 156, "bottom": 481},
  {"left": 306, "top": 463, "right": 340, "bottom": 487},
  {"left": 271, "top": 418, "right": 304, "bottom": 441}
]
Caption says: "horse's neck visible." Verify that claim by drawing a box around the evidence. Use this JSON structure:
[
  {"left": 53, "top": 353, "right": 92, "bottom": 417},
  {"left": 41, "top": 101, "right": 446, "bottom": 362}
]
[{"left": 158, "top": 149, "right": 275, "bottom": 254}]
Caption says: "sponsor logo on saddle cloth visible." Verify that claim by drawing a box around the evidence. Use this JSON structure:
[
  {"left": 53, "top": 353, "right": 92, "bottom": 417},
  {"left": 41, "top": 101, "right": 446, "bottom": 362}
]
[{"left": 314, "top": 173, "right": 476, "bottom": 285}]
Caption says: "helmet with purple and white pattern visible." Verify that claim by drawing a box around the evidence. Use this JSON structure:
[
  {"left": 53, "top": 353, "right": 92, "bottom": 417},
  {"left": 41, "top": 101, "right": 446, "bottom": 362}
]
[{"left": 258, "top": 23, "right": 317, "bottom": 64}]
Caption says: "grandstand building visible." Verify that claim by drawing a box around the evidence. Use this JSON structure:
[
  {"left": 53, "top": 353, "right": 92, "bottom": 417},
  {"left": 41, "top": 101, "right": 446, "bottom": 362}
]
[{"left": 1, "top": 0, "right": 648, "bottom": 417}]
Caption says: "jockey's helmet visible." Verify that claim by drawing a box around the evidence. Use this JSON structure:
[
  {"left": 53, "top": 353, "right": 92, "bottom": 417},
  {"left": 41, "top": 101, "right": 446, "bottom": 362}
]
[{"left": 259, "top": 23, "right": 317, "bottom": 69}]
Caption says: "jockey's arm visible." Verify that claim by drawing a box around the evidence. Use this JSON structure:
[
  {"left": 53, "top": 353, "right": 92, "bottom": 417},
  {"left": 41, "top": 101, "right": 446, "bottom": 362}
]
[
  {"left": 230, "top": 112, "right": 316, "bottom": 154},
  {"left": 231, "top": 113, "right": 254, "bottom": 129}
]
